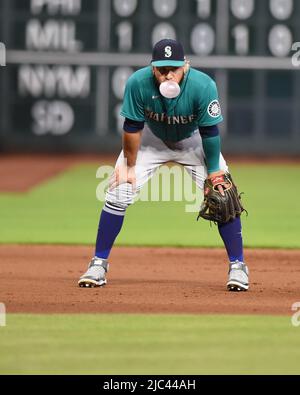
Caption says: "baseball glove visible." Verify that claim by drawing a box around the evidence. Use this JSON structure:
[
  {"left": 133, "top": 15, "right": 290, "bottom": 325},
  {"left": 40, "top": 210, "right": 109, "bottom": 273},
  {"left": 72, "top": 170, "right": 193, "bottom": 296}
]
[{"left": 197, "top": 173, "right": 246, "bottom": 224}]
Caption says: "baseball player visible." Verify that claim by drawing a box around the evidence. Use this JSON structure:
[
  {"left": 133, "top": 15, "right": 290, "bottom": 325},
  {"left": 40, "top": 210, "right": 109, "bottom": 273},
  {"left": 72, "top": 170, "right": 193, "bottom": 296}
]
[{"left": 78, "top": 39, "right": 249, "bottom": 292}]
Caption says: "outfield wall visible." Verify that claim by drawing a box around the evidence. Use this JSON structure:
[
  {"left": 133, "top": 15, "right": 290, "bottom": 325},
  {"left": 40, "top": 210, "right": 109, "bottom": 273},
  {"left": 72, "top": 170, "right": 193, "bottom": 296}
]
[{"left": 0, "top": 0, "right": 299, "bottom": 154}]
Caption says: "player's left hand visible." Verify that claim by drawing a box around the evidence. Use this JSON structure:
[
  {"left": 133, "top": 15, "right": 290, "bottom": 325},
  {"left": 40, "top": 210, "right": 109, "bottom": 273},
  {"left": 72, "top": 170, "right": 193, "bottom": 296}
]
[
  {"left": 198, "top": 172, "right": 246, "bottom": 223},
  {"left": 207, "top": 170, "right": 231, "bottom": 196}
]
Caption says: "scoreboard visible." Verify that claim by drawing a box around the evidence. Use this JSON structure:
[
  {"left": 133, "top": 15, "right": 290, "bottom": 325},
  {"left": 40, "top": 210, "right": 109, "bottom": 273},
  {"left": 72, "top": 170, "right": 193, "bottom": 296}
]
[{"left": 0, "top": 0, "right": 299, "bottom": 154}]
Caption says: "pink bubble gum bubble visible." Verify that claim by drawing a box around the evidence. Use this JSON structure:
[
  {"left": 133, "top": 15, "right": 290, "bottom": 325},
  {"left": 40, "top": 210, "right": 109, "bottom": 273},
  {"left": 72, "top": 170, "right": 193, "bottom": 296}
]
[{"left": 159, "top": 81, "right": 180, "bottom": 98}]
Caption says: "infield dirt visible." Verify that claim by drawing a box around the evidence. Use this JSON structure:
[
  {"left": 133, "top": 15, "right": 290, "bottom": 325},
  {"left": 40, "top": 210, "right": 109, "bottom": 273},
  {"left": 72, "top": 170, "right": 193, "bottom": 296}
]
[
  {"left": 0, "top": 154, "right": 299, "bottom": 316},
  {"left": 0, "top": 245, "right": 299, "bottom": 315}
]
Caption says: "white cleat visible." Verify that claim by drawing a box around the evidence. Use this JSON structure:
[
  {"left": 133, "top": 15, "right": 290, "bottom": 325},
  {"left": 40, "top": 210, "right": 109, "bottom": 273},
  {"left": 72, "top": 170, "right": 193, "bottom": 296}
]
[
  {"left": 78, "top": 257, "right": 109, "bottom": 288},
  {"left": 227, "top": 260, "right": 249, "bottom": 292}
]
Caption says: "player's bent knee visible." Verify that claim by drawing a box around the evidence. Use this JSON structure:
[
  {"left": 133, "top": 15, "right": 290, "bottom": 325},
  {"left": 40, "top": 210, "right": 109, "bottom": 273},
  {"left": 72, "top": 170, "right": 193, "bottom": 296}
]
[{"left": 105, "top": 184, "right": 135, "bottom": 210}]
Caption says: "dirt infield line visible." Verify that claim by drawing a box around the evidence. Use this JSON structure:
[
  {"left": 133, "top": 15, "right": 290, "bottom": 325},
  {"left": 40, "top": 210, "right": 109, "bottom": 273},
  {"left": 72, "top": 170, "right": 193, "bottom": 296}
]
[
  {"left": 0, "top": 245, "right": 299, "bottom": 315},
  {"left": 1, "top": 154, "right": 300, "bottom": 192}
]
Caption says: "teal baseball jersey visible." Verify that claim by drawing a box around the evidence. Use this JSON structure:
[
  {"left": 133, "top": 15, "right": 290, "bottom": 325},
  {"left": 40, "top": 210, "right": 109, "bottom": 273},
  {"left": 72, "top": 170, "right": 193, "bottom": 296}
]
[{"left": 120, "top": 66, "right": 223, "bottom": 142}]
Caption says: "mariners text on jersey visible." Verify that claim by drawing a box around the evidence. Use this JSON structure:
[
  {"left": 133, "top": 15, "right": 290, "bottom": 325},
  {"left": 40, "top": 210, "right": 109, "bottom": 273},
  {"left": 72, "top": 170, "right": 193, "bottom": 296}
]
[{"left": 145, "top": 110, "right": 196, "bottom": 125}]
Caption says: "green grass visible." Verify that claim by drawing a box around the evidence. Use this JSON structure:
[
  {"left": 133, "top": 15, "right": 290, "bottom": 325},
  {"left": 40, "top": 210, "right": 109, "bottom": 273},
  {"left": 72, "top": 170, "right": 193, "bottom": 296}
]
[
  {"left": 1, "top": 165, "right": 299, "bottom": 375},
  {"left": 0, "top": 314, "right": 299, "bottom": 374},
  {"left": 0, "top": 163, "right": 300, "bottom": 248}
]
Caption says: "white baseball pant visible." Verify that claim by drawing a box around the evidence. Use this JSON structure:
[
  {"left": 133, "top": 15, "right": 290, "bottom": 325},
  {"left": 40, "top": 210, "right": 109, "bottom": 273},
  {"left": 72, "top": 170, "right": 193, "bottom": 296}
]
[{"left": 106, "top": 126, "right": 228, "bottom": 210}]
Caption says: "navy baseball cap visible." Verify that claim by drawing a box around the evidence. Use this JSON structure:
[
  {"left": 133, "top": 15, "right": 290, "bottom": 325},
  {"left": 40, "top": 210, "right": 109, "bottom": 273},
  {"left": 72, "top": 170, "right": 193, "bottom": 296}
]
[{"left": 151, "top": 39, "right": 185, "bottom": 67}]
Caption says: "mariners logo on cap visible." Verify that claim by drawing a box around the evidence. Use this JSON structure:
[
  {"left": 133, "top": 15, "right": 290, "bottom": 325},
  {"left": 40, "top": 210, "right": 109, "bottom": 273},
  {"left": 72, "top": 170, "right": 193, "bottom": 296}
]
[
  {"left": 207, "top": 100, "right": 221, "bottom": 118},
  {"left": 164, "top": 46, "right": 172, "bottom": 58}
]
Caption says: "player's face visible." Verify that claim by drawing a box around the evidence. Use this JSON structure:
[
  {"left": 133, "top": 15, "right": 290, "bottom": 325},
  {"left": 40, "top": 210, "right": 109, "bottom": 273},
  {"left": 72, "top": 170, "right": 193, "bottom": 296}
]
[{"left": 153, "top": 66, "right": 185, "bottom": 85}]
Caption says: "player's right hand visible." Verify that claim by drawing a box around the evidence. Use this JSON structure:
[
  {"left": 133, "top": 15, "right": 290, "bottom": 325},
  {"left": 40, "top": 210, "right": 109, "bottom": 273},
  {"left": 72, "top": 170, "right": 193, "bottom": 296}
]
[{"left": 108, "top": 165, "right": 136, "bottom": 192}]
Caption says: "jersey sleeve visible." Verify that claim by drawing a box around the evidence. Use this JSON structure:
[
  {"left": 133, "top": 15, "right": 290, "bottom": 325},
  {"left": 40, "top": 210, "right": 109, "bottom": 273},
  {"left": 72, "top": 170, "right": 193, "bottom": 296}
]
[
  {"left": 120, "top": 74, "right": 145, "bottom": 122},
  {"left": 197, "top": 79, "right": 223, "bottom": 127}
]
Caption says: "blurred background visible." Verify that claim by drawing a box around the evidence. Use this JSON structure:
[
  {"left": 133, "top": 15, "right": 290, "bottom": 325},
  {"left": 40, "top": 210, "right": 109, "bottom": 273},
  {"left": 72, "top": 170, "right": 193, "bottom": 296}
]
[{"left": 0, "top": 0, "right": 299, "bottom": 155}]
